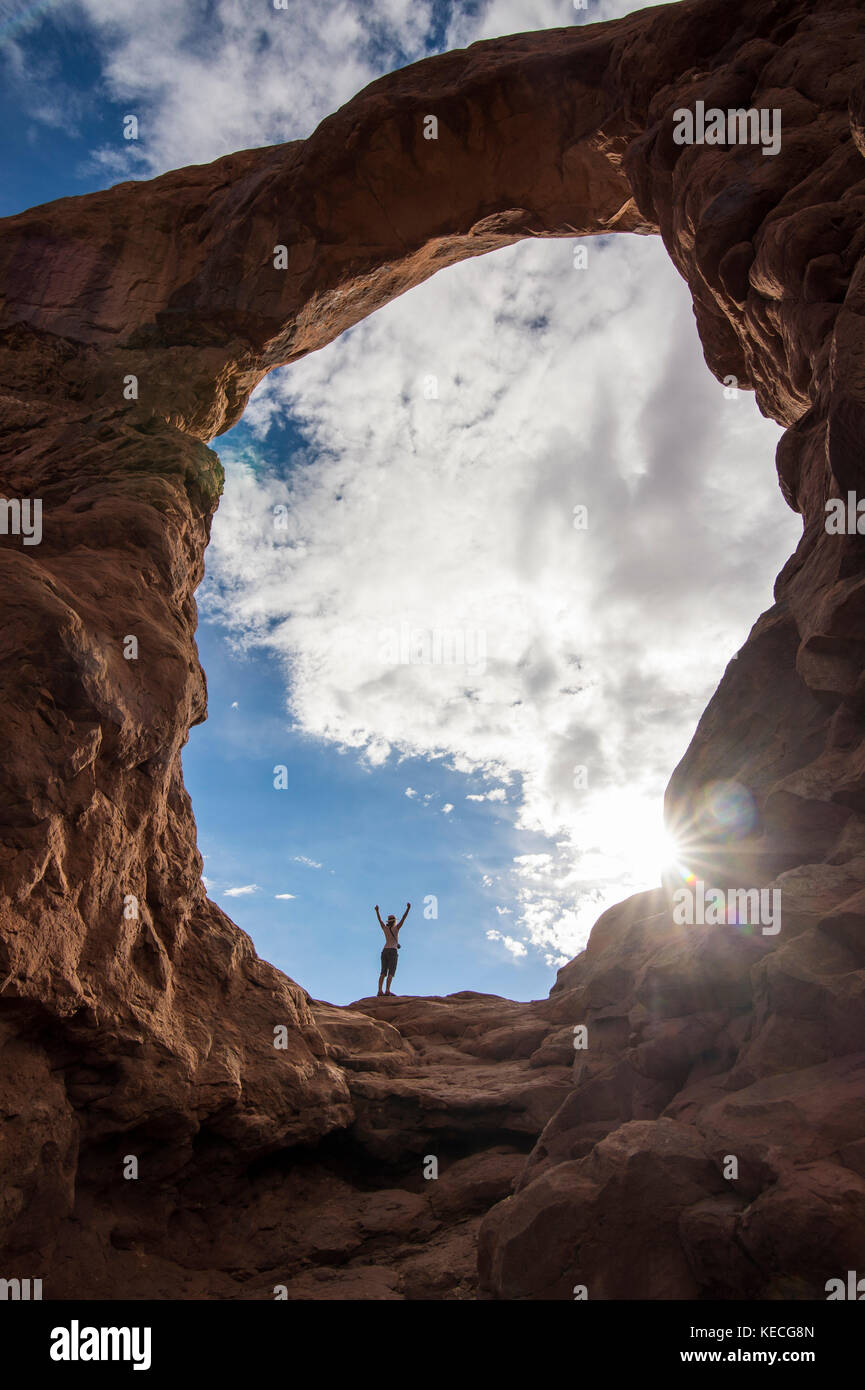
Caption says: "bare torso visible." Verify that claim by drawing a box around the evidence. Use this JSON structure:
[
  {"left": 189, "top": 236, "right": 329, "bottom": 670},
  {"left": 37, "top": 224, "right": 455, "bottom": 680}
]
[{"left": 381, "top": 920, "right": 400, "bottom": 948}]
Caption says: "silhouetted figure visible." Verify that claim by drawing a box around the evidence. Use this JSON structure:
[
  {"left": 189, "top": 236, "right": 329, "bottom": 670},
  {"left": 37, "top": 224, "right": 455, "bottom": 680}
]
[{"left": 375, "top": 901, "right": 410, "bottom": 996}]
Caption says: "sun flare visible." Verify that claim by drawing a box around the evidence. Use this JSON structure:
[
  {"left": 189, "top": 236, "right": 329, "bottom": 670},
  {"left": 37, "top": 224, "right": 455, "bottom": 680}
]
[{"left": 583, "top": 792, "right": 687, "bottom": 890}]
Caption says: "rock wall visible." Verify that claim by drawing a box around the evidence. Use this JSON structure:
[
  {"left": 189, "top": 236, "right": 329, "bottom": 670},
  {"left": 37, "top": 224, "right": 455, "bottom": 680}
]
[{"left": 2, "top": 0, "right": 865, "bottom": 1298}]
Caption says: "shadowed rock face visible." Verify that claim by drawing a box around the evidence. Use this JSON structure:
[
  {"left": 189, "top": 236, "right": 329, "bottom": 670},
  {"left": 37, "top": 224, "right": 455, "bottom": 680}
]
[{"left": 2, "top": 0, "right": 865, "bottom": 1299}]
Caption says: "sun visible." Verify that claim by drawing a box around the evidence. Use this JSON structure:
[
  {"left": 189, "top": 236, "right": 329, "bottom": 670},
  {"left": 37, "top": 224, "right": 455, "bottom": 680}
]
[
  {"left": 587, "top": 792, "right": 687, "bottom": 888},
  {"left": 629, "top": 814, "right": 686, "bottom": 885}
]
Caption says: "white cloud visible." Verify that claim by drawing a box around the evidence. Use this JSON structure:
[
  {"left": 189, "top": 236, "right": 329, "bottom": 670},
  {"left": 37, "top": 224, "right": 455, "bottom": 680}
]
[
  {"left": 442, "top": 803, "right": 454, "bottom": 814},
  {"left": 495, "top": 905, "right": 512, "bottom": 916},
  {"left": 514, "top": 854, "right": 554, "bottom": 874},
  {"left": 223, "top": 883, "right": 260, "bottom": 897},
  {"left": 467, "top": 788, "right": 508, "bottom": 803},
  {"left": 405, "top": 787, "right": 418, "bottom": 798},
  {"left": 442, "top": 0, "right": 660, "bottom": 51},
  {"left": 275, "top": 893, "right": 297, "bottom": 900},
  {"left": 66, "top": 0, "right": 440, "bottom": 180},
  {"left": 201, "top": 231, "right": 800, "bottom": 964},
  {"left": 486, "top": 929, "right": 528, "bottom": 960},
  {"left": 292, "top": 856, "right": 322, "bottom": 869}
]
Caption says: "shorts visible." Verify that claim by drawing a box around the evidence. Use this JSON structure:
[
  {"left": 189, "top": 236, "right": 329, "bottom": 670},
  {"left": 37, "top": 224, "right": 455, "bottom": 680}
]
[{"left": 380, "top": 947, "right": 399, "bottom": 976}]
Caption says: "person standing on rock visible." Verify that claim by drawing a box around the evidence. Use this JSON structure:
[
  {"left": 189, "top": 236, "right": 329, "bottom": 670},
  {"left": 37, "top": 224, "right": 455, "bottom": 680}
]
[{"left": 375, "top": 902, "right": 410, "bottom": 996}]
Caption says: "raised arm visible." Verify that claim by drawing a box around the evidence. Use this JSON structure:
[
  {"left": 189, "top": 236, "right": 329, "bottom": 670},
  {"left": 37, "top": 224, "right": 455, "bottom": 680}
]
[
  {"left": 397, "top": 902, "right": 411, "bottom": 930},
  {"left": 375, "top": 904, "right": 384, "bottom": 927}
]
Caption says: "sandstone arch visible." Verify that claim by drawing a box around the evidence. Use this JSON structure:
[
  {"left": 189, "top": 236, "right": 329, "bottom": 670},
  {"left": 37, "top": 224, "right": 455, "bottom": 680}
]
[{"left": 2, "top": 0, "right": 865, "bottom": 1298}]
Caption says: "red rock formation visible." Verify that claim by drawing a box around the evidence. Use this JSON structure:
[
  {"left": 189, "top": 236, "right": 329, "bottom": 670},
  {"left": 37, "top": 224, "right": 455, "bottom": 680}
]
[{"left": 2, "top": 0, "right": 865, "bottom": 1299}]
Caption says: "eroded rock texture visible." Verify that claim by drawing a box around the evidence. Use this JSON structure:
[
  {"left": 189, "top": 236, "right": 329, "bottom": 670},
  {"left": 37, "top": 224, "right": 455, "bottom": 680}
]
[{"left": 2, "top": 0, "right": 865, "bottom": 1298}]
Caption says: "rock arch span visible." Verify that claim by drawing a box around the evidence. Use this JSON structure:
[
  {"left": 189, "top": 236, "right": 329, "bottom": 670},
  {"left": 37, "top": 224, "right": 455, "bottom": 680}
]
[{"left": 2, "top": 0, "right": 865, "bottom": 1298}]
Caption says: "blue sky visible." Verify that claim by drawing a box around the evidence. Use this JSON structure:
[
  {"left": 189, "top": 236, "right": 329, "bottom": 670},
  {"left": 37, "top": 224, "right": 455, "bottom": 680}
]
[
  {"left": 189, "top": 616, "right": 552, "bottom": 1001},
  {"left": 0, "top": 10, "right": 115, "bottom": 216},
  {"left": 2, "top": 0, "right": 804, "bottom": 1004},
  {"left": 188, "top": 400, "right": 561, "bottom": 1003}
]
